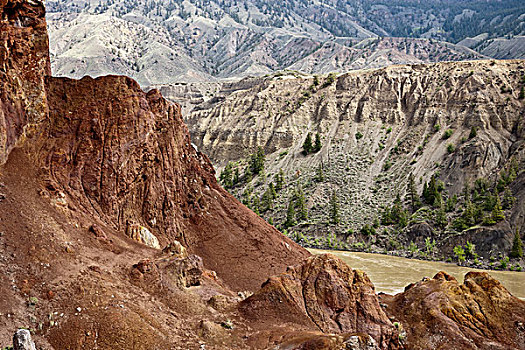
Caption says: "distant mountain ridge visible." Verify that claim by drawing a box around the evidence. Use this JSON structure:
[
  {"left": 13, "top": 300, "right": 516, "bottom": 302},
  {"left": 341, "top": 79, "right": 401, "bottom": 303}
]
[{"left": 46, "top": 0, "right": 525, "bottom": 85}]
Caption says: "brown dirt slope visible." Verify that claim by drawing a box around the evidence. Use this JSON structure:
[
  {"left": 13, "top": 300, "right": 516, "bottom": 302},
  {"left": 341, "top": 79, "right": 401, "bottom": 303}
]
[
  {"left": 37, "top": 75, "right": 309, "bottom": 292},
  {"left": 0, "top": 0, "right": 309, "bottom": 348}
]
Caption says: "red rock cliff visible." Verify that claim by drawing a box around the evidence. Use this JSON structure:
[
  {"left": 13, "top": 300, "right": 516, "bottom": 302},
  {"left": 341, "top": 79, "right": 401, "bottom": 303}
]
[
  {"left": 0, "top": 0, "right": 309, "bottom": 294},
  {"left": 0, "top": 0, "right": 50, "bottom": 164}
]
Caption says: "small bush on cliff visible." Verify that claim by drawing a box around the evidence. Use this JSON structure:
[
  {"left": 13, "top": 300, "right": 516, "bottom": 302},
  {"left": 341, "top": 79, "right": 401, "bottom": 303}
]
[
  {"left": 453, "top": 245, "right": 466, "bottom": 262},
  {"left": 355, "top": 131, "right": 363, "bottom": 140},
  {"left": 469, "top": 126, "right": 477, "bottom": 139},
  {"left": 510, "top": 230, "right": 523, "bottom": 259},
  {"left": 443, "top": 129, "right": 453, "bottom": 139},
  {"left": 329, "top": 191, "right": 341, "bottom": 225},
  {"left": 360, "top": 224, "right": 376, "bottom": 236},
  {"left": 322, "top": 73, "right": 336, "bottom": 88},
  {"left": 447, "top": 143, "right": 456, "bottom": 153}
]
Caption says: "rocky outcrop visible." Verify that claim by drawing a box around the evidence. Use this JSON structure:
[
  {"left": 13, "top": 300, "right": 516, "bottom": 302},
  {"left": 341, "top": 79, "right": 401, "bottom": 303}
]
[
  {"left": 32, "top": 75, "right": 309, "bottom": 292},
  {"left": 380, "top": 271, "right": 525, "bottom": 349},
  {"left": 0, "top": 0, "right": 50, "bottom": 164},
  {"left": 131, "top": 254, "right": 204, "bottom": 289},
  {"left": 126, "top": 222, "right": 161, "bottom": 249},
  {"left": 240, "top": 254, "right": 400, "bottom": 349}
]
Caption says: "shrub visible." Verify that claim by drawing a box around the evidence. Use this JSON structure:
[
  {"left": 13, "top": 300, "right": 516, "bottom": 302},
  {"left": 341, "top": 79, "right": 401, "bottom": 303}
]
[
  {"left": 469, "top": 126, "right": 477, "bottom": 139},
  {"left": 443, "top": 129, "right": 453, "bottom": 139},
  {"left": 453, "top": 245, "right": 466, "bottom": 262},
  {"left": 446, "top": 144, "right": 456, "bottom": 153},
  {"left": 355, "top": 131, "right": 363, "bottom": 140},
  {"left": 499, "top": 256, "right": 509, "bottom": 269},
  {"left": 360, "top": 224, "right": 376, "bottom": 236}
]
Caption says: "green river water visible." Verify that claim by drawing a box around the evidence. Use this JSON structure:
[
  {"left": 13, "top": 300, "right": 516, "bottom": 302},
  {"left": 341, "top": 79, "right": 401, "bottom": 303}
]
[{"left": 309, "top": 249, "right": 525, "bottom": 300}]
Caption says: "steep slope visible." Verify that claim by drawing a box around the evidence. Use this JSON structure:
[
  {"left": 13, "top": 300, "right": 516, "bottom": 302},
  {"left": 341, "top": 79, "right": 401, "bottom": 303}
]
[
  {"left": 38, "top": 75, "right": 310, "bottom": 292},
  {"left": 0, "top": 0, "right": 309, "bottom": 347},
  {"left": 3, "top": 1, "right": 525, "bottom": 350},
  {"left": 44, "top": 0, "right": 523, "bottom": 84},
  {"left": 185, "top": 60, "right": 525, "bottom": 264},
  {"left": 0, "top": 0, "right": 50, "bottom": 164}
]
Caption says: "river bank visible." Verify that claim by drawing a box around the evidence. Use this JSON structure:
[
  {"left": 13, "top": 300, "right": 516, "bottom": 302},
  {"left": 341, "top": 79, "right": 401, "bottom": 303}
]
[{"left": 309, "top": 248, "right": 525, "bottom": 299}]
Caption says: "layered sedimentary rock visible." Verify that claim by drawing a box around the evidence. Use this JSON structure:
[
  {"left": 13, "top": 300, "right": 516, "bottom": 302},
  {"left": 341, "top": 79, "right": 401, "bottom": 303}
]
[
  {"left": 0, "top": 0, "right": 308, "bottom": 347},
  {"left": 380, "top": 271, "right": 525, "bottom": 349},
  {"left": 185, "top": 60, "right": 525, "bottom": 259},
  {"left": 240, "top": 254, "right": 400, "bottom": 349}
]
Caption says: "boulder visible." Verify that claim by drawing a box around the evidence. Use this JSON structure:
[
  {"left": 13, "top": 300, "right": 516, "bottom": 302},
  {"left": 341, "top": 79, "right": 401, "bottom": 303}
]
[
  {"left": 126, "top": 222, "right": 160, "bottom": 249},
  {"left": 162, "top": 240, "right": 187, "bottom": 257},
  {"left": 13, "top": 329, "right": 36, "bottom": 350},
  {"left": 131, "top": 254, "right": 204, "bottom": 289}
]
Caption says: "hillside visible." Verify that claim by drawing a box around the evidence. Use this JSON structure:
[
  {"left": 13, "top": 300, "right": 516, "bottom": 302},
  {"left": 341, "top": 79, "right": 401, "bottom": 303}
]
[
  {"left": 45, "top": 0, "right": 525, "bottom": 85},
  {"left": 2, "top": 1, "right": 525, "bottom": 350},
  {"left": 183, "top": 60, "right": 525, "bottom": 267}
]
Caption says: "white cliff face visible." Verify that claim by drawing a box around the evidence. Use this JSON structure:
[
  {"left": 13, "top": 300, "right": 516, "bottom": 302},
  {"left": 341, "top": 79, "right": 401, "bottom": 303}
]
[
  {"left": 45, "top": 0, "right": 524, "bottom": 85},
  {"left": 182, "top": 60, "right": 525, "bottom": 254}
]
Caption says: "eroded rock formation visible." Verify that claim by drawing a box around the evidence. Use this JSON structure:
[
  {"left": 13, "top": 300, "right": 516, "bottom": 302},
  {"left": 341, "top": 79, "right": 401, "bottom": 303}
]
[
  {"left": 0, "top": 0, "right": 49, "bottom": 164},
  {"left": 380, "top": 271, "right": 525, "bottom": 349},
  {"left": 240, "top": 254, "right": 400, "bottom": 349},
  {"left": 1, "top": 1, "right": 524, "bottom": 349}
]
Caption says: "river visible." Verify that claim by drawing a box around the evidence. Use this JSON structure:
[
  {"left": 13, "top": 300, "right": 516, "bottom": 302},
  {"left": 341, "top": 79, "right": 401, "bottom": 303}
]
[{"left": 309, "top": 249, "right": 525, "bottom": 300}]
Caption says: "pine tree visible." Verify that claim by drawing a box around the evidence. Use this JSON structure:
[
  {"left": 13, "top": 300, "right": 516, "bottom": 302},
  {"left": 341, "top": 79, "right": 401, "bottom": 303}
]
[
  {"left": 233, "top": 167, "right": 240, "bottom": 185},
  {"left": 261, "top": 188, "right": 273, "bottom": 212},
  {"left": 302, "top": 133, "right": 313, "bottom": 155},
  {"left": 244, "top": 165, "right": 253, "bottom": 183},
  {"left": 220, "top": 162, "right": 234, "bottom": 188},
  {"left": 275, "top": 169, "right": 285, "bottom": 191},
  {"left": 315, "top": 163, "right": 324, "bottom": 182},
  {"left": 423, "top": 175, "right": 440, "bottom": 206},
  {"left": 502, "top": 187, "right": 516, "bottom": 209},
  {"left": 510, "top": 229, "right": 523, "bottom": 258},
  {"left": 249, "top": 146, "right": 265, "bottom": 175},
  {"left": 329, "top": 191, "right": 341, "bottom": 225},
  {"left": 491, "top": 195, "right": 505, "bottom": 223},
  {"left": 314, "top": 133, "right": 322, "bottom": 152},
  {"left": 391, "top": 194, "right": 408, "bottom": 228},
  {"left": 269, "top": 182, "right": 277, "bottom": 200},
  {"left": 434, "top": 204, "right": 447, "bottom": 229},
  {"left": 296, "top": 187, "right": 308, "bottom": 222},
  {"left": 407, "top": 173, "right": 421, "bottom": 212},
  {"left": 252, "top": 196, "right": 261, "bottom": 215},
  {"left": 285, "top": 199, "right": 297, "bottom": 228}
]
